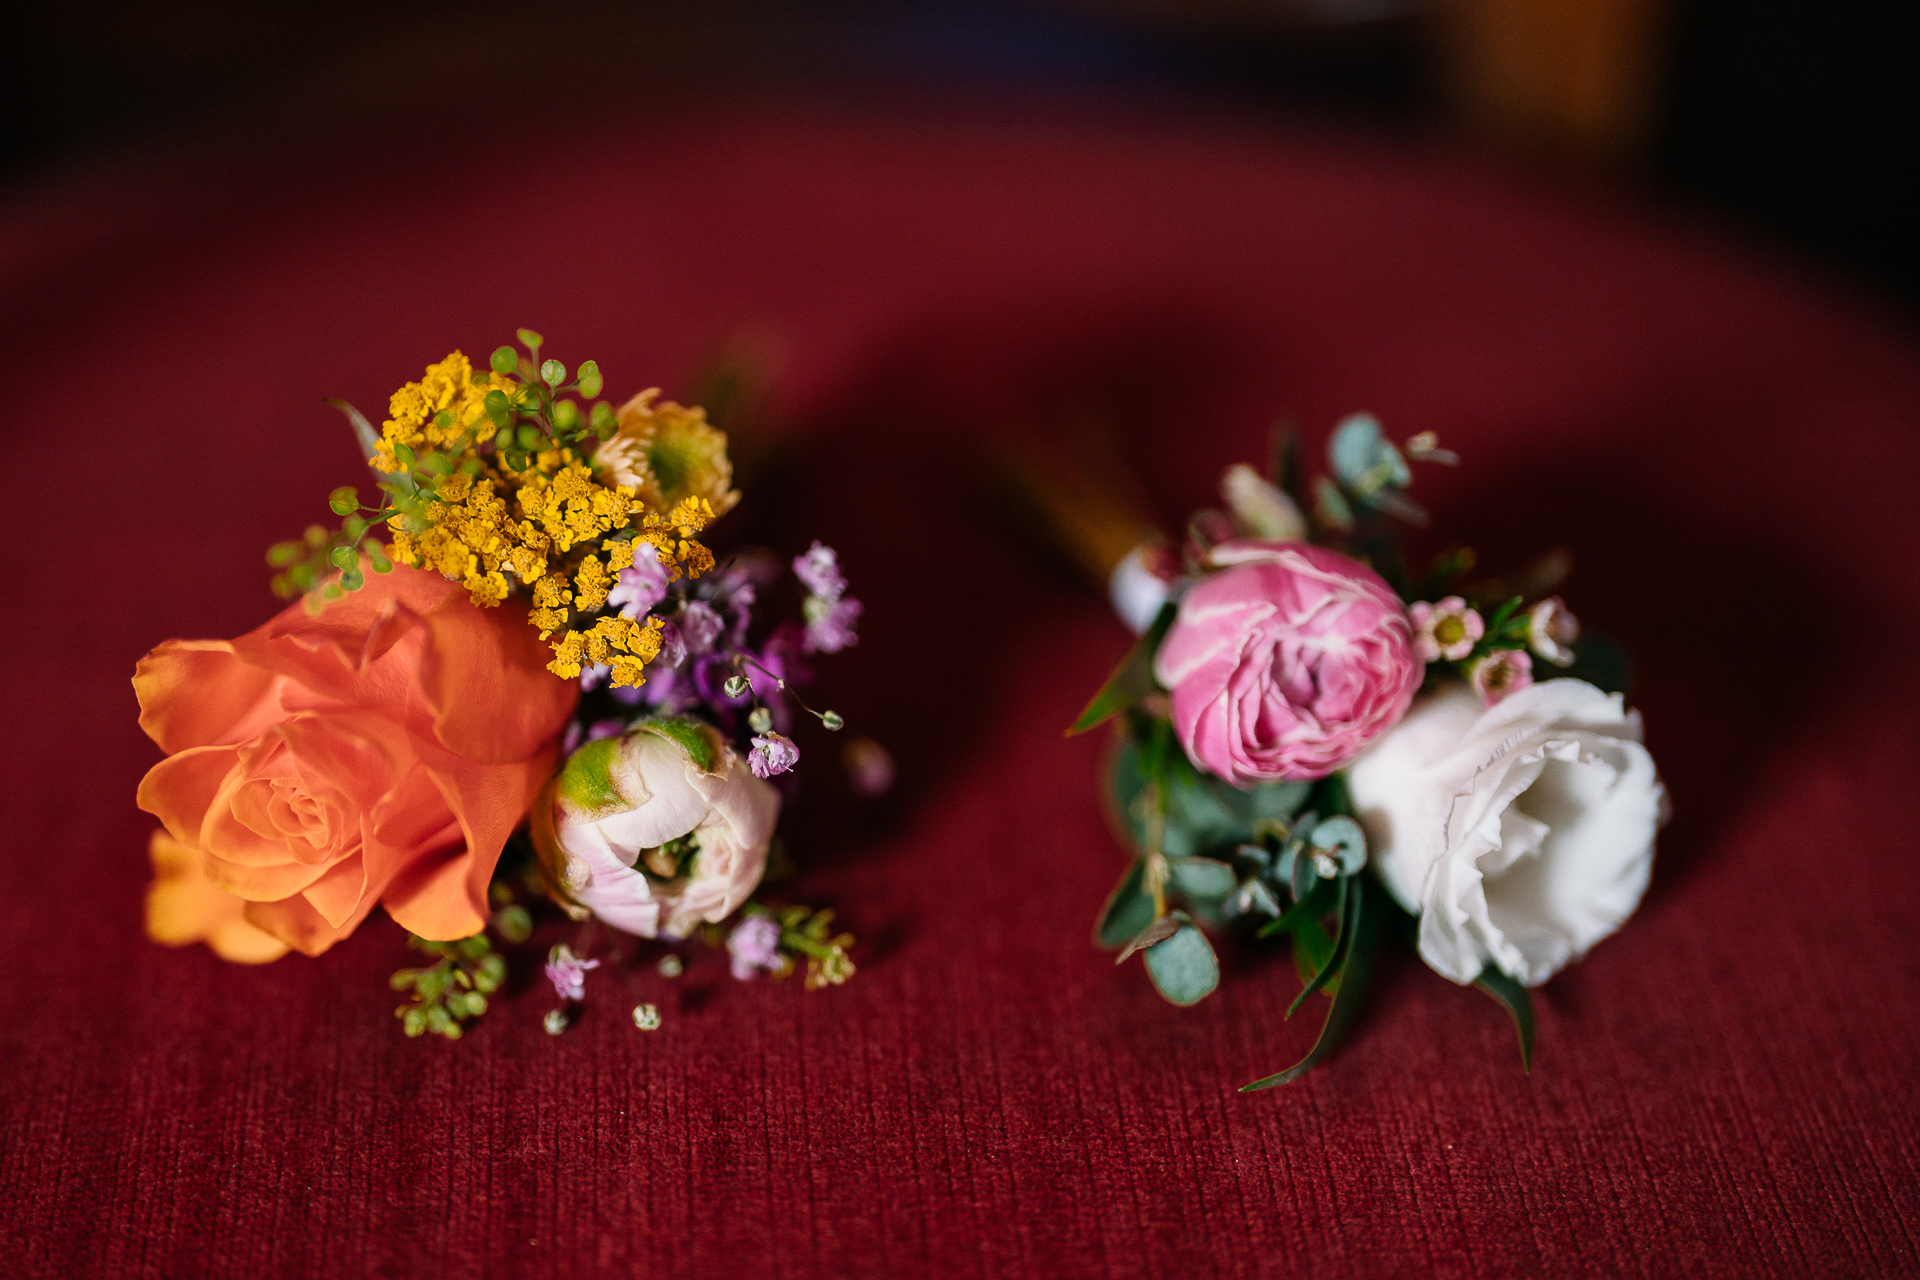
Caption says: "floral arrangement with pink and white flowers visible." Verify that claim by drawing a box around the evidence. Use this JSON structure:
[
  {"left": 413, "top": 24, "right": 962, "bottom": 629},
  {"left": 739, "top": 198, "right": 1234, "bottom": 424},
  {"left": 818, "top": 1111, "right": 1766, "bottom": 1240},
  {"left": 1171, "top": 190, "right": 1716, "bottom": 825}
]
[
  {"left": 1067, "top": 416, "right": 1665, "bottom": 1088},
  {"left": 134, "top": 332, "right": 884, "bottom": 1041}
]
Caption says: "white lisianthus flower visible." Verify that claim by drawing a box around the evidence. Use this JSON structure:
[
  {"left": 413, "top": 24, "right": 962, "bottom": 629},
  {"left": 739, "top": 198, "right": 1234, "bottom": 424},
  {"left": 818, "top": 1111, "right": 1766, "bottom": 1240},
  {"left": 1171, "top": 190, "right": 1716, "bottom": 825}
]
[
  {"left": 1346, "top": 679, "right": 1666, "bottom": 987},
  {"left": 537, "top": 718, "right": 779, "bottom": 939}
]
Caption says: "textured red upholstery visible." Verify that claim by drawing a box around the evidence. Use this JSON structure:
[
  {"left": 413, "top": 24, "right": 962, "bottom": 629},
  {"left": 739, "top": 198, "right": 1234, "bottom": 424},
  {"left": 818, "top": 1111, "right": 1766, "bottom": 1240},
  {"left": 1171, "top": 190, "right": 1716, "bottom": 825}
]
[{"left": 4, "top": 103, "right": 1917, "bottom": 1277}]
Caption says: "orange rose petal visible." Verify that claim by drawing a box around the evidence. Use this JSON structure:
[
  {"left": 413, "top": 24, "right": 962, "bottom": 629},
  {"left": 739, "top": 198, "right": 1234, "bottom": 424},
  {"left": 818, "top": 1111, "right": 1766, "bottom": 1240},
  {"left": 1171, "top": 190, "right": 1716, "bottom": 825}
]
[
  {"left": 136, "top": 745, "right": 241, "bottom": 844},
  {"left": 420, "top": 594, "right": 578, "bottom": 766},
  {"left": 383, "top": 851, "right": 489, "bottom": 941},
  {"left": 244, "top": 888, "right": 378, "bottom": 958},
  {"left": 299, "top": 851, "right": 374, "bottom": 930},
  {"left": 145, "top": 830, "right": 289, "bottom": 964},
  {"left": 134, "top": 640, "right": 285, "bottom": 754}
]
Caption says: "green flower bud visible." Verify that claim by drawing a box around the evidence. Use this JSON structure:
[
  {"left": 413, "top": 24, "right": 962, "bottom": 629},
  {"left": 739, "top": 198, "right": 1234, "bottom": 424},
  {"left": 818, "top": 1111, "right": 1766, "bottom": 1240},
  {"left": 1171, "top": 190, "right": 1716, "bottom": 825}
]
[
  {"left": 484, "top": 389, "right": 512, "bottom": 427},
  {"left": 820, "top": 711, "right": 845, "bottom": 731},
  {"left": 553, "top": 399, "right": 581, "bottom": 430},
  {"left": 516, "top": 424, "right": 542, "bottom": 452}
]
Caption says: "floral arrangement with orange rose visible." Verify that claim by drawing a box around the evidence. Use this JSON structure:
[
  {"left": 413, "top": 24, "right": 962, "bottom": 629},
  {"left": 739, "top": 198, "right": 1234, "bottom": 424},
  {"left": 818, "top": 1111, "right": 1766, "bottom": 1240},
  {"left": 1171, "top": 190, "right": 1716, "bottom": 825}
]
[
  {"left": 1011, "top": 414, "right": 1665, "bottom": 1088},
  {"left": 137, "top": 331, "right": 885, "bottom": 1039}
]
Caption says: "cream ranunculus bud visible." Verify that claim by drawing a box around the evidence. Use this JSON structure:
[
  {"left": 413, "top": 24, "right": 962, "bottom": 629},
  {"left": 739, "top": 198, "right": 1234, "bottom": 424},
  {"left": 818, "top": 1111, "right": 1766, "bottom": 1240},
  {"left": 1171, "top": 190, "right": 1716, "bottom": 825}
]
[
  {"left": 539, "top": 718, "right": 779, "bottom": 939},
  {"left": 1346, "top": 679, "right": 1666, "bottom": 987}
]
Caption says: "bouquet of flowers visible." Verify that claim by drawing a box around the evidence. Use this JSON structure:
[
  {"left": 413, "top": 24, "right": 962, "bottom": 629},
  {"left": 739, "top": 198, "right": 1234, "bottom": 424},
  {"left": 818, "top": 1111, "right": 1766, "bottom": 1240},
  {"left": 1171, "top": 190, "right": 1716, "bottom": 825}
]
[
  {"left": 135, "top": 332, "right": 878, "bottom": 1038},
  {"left": 1047, "top": 415, "right": 1665, "bottom": 1088}
]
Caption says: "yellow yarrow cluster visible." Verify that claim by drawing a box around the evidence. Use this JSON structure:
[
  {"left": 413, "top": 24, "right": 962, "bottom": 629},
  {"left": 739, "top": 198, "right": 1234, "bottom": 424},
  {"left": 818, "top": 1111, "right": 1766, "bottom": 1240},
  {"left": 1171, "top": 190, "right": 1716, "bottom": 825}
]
[
  {"left": 376, "top": 354, "right": 723, "bottom": 689},
  {"left": 371, "top": 351, "right": 504, "bottom": 473}
]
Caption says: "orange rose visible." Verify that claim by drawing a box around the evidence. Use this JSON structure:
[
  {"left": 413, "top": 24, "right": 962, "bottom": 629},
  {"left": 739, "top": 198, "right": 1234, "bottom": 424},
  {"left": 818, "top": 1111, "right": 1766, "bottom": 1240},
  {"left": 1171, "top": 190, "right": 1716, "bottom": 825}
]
[{"left": 135, "top": 566, "right": 577, "bottom": 957}]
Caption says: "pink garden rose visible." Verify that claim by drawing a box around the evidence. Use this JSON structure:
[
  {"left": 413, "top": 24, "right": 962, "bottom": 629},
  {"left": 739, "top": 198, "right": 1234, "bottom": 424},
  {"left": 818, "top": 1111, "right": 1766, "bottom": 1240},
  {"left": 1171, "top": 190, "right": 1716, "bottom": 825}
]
[{"left": 1153, "top": 540, "right": 1422, "bottom": 785}]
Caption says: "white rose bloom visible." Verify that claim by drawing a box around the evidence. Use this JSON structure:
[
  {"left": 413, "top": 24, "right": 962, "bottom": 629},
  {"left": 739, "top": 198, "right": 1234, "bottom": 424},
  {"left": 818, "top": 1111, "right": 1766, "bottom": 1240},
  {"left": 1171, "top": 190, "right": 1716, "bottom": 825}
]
[
  {"left": 542, "top": 719, "right": 779, "bottom": 940},
  {"left": 1346, "top": 679, "right": 1666, "bottom": 987}
]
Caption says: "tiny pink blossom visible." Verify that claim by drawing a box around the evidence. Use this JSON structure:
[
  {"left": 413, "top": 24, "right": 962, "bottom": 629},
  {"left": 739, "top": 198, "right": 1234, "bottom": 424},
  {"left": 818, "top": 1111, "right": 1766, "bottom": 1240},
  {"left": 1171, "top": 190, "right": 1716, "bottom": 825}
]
[
  {"left": 544, "top": 944, "right": 600, "bottom": 1002},
  {"left": 792, "top": 541, "right": 847, "bottom": 601},
  {"left": 748, "top": 732, "right": 801, "bottom": 778},
  {"left": 727, "top": 915, "right": 784, "bottom": 981},
  {"left": 608, "top": 543, "right": 671, "bottom": 618},
  {"left": 1528, "top": 596, "right": 1580, "bottom": 667},
  {"left": 1409, "top": 595, "right": 1484, "bottom": 663},
  {"left": 802, "top": 594, "right": 861, "bottom": 654},
  {"left": 1470, "top": 648, "right": 1535, "bottom": 706}
]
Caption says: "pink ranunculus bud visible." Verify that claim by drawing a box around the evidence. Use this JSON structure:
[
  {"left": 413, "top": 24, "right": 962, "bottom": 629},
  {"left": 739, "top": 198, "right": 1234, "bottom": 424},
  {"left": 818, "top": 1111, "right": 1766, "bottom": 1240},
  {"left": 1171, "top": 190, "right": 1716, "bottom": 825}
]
[{"left": 1152, "top": 540, "right": 1422, "bottom": 785}]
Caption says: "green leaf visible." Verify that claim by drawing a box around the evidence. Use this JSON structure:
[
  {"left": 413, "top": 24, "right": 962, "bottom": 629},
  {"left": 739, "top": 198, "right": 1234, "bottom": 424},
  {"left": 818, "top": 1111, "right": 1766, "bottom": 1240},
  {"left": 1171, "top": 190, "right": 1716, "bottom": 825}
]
[
  {"left": 576, "top": 360, "right": 603, "bottom": 398},
  {"left": 328, "top": 485, "right": 359, "bottom": 515},
  {"left": 1241, "top": 873, "right": 1384, "bottom": 1091},
  {"left": 1167, "top": 857, "right": 1236, "bottom": 901},
  {"left": 1286, "top": 873, "right": 1348, "bottom": 1017},
  {"left": 541, "top": 359, "right": 566, "bottom": 387},
  {"left": 1095, "top": 860, "right": 1154, "bottom": 949},
  {"left": 517, "top": 327, "right": 545, "bottom": 351},
  {"left": 1143, "top": 924, "right": 1219, "bottom": 1007},
  {"left": 590, "top": 400, "right": 618, "bottom": 437},
  {"left": 1256, "top": 877, "right": 1335, "bottom": 939},
  {"left": 1309, "top": 815, "right": 1368, "bottom": 875},
  {"left": 553, "top": 399, "right": 581, "bottom": 431},
  {"left": 325, "top": 397, "right": 383, "bottom": 462},
  {"left": 491, "top": 345, "right": 520, "bottom": 375},
  {"left": 484, "top": 388, "right": 513, "bottom": 427},
  {"left": 1472, "top": 964, "right": 1537, "bottom": 1073},
  {"left": 330, "top": 545, "right": 357, "bottom": 571},
  {"left": 1066, "top": 602, "right": 1176, "bottom": 736}
]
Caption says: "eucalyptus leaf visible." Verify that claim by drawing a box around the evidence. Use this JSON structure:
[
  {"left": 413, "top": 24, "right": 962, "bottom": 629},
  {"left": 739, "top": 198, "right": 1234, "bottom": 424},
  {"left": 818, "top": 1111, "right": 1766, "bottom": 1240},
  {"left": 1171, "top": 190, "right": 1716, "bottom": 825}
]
[
  {"left": 1328, "top": 412, "right": 1410, "bottom": 498},
  {"left": 1067, "top": 603, "right": 1176, "bottom": 736},
  {"left": 1166, "top": 857, "right": 1236, "bottom": 901},
  {"left": 1143, "top": 924, "right": 1219, "bottom": 1007},
  {"left": 1308, "top": 816, "right": 1368, "bottom": 875},
  {"left": 1111, "top": 740, "right": 1311, "bottom": 860},
  {"left": 1472, "top": 964, "right": 1537, "bottom": 1073},
  {"left": 1241, "top": 873, "right": 1385, "bottom": 1091},
  {"left": 1095, "top": 860, "right": 1154, "bottom": 950}
]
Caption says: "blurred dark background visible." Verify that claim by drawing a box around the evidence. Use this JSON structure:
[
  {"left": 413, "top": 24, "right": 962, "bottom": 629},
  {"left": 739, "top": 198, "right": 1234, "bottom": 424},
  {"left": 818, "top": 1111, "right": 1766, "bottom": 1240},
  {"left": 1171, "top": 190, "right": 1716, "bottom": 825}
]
[{"left": 7, "top": 0, "right": 1916, "bottom": 312}]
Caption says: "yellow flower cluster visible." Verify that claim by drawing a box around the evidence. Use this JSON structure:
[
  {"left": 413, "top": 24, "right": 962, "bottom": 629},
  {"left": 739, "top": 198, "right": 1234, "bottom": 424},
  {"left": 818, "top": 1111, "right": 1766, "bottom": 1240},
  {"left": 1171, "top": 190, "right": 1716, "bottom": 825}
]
[
  {"left": 377, "top": 352, "right": 723, "bottom": 689},
  {"left": 371, "top": 351, "right": 504, "bottom": 473}
]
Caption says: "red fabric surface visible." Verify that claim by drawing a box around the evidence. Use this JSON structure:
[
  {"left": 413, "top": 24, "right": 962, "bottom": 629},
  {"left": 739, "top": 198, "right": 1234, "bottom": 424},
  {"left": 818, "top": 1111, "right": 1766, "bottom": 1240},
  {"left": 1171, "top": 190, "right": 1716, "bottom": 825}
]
[{"left": 4, "top": 103, "right": 1919, "bottom": 1278}]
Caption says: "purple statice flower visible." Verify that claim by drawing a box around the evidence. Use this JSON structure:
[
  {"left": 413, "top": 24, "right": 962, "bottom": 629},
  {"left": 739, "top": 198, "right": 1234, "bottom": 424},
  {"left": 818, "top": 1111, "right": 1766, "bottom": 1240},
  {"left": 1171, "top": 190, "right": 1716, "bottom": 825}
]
[
  {"left": 544, "top": 944, "right": 600, "bottom": 1002},
  {"left": 727, "top": 915, "right": 784, "bottom": 981},
  {"left": 677, "top": 601, "right": 726, "bottom": 657},
  {"left": 607, "top": 542, "right": 671, "bottom": 618},
  {"left": 792, "top": 541, "right": 847, "bottom": 601},
  {"left": 748, "top": 732, "right": 800, "bottom": 779},
  {"left": 803, "top": 593, "right": 862, "bottom": 655}
]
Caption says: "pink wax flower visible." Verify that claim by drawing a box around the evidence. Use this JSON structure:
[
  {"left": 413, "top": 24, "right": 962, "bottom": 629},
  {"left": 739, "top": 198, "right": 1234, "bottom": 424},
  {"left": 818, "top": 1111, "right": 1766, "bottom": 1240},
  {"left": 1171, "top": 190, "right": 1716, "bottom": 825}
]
[
  {"left": 1153, "top": 540, "right": 1421, "bottom": 785},
  {"left": 1470, "top": 648, "right": 1534, "bottom": 706},
  {"left": 1409, "top": 596, "right": 1484, "bottom": 663},
  {"left": 1528, "top": 596, "right": 1580, "bottom": 667}
]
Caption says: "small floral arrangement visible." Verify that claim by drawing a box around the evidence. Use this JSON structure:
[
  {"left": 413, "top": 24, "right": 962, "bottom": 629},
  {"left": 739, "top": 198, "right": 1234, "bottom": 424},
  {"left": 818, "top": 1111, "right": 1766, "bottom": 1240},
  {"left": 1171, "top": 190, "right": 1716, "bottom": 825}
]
[
  {"left": 1058, "top": 415, "right": 1665, "bottom": 1088},
  {"left": 135, "top": 331, "right": 881, "bottom": 1038}
]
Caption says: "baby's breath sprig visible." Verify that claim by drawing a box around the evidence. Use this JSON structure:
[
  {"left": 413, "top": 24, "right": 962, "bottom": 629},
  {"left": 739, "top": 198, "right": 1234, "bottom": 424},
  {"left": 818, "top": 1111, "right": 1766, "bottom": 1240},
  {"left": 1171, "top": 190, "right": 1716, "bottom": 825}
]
[{"left": 766, "top": 905, "right": 857, "bottom": 989}]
